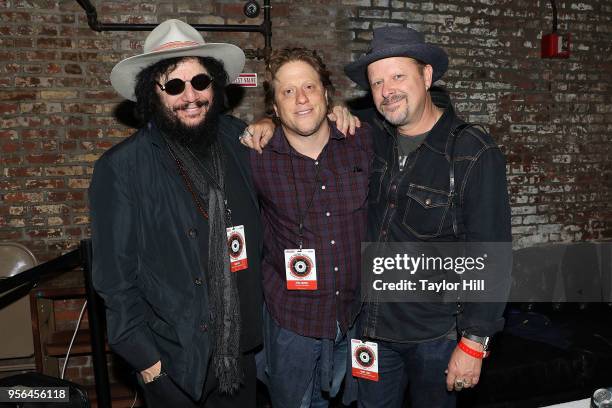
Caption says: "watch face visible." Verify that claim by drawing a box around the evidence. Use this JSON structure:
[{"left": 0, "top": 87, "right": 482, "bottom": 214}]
[
  {"left": 462, "top": 332, "right": 491, "bottom": 350},
  {"left": 593, "top": 388, "right": 612, "bottom": 404}
]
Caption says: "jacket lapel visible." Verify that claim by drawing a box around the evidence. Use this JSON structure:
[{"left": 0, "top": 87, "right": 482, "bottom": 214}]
[{"left": 147, "top": 122, "right": 177, "bottom": 175}]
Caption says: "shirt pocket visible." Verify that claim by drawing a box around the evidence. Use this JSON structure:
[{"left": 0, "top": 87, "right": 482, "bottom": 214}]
[
  {"left": 334, "top": 165, "right": 369, "bottom": 213},
  {"left": 368, "top": 154, "right": 387, "bottom": 205},
  {"left": 402, "top": 184, "right": 451, "bottom": 238}
]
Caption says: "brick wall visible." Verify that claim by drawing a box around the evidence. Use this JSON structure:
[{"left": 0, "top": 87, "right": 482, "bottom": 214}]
[{"left": 1, "top": 0, "right": 611, "bottom": 384}]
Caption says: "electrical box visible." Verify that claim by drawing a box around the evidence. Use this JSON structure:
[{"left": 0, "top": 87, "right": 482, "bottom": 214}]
[{"left": 541, "top": 32, "right": 571, "bottom": 58}]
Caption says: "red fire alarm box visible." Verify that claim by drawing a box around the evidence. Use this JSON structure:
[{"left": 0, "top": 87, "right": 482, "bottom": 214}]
[{"left": 541, "top": 32, "right": 571, "bottom": 58}]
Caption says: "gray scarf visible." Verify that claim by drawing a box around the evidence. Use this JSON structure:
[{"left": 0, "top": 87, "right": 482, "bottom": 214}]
[{"left": 162, "top": 133, "right": 242, "bottom": 394}]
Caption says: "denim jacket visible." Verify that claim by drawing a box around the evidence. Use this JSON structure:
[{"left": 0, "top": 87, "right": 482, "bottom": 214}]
[{"left": 358, "top": 88, "right": 512, "bottom": 342}]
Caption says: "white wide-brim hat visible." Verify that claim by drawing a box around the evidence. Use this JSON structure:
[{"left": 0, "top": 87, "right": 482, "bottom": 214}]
[{"left": 110, "top": 19, "right": 245, "bottom": 101}]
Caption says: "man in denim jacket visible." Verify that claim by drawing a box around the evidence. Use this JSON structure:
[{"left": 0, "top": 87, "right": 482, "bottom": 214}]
[{"left": 344, "top": 26, "right": 512, "bottom": 408}]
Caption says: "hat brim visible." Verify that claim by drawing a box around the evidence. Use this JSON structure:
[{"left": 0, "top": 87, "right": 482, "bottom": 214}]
[
  {"left": 110, "top": 43, "right": 245, "bottom": 101},
  {"left": 344, "top": 44, "right": 448, "bottom": 90}
]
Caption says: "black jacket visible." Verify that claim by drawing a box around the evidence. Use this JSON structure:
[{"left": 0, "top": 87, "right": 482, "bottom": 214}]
[
  {"left": 357, "top": 88, "right": 512, "bottom": 342},
  {"left": 89, "top": 115, "right": 263, "bottom": 400}
]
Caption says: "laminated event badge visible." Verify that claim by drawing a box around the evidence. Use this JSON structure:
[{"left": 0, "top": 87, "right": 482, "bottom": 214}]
[
  {"left": 351, "top": 339, "right": 379, "bottom": 381},
  {"left": 284, "top": 248, "right": 317, "bottom": 290},
  {"left": 227, "top": 225, "right": 248, "bottom": 272}
]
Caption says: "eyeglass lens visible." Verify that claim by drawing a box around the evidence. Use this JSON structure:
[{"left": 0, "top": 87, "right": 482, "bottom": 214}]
[{"left": 159, "top": 74, "right": 213, "bottom": 95}]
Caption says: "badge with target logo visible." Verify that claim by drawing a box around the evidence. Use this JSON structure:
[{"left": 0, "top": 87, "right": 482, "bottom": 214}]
[
  {"left": 351, "top": 339, "right": 379, "bottom": 381},
  {"left": 226, "top": 225, "right": 248, "bottom": 272},
  {"left": 284, "top": 248, "right": 317, "bottom": 290}
]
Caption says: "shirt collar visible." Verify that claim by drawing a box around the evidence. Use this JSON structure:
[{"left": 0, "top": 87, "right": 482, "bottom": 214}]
[{"left": 422, "top": 105, "right": 454, "bottom": 155}]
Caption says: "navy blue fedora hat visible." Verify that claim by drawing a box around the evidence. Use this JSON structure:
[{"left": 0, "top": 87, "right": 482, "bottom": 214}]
[{"left": 344, "top": 26, "right": 448, "bottom": 89}]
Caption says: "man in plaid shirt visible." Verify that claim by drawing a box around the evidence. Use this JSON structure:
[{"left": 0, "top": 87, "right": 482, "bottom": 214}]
[{"left": 248, "top": 47, "right": 372, "bottom": 407}]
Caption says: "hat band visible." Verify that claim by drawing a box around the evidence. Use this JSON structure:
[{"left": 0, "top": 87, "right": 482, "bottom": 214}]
[{"left": 152, "top": 40, "right": 201, "bottom": 52}]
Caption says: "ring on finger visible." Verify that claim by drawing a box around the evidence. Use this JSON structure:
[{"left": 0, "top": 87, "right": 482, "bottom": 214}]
[{"left": 238, "top": 129, "right": 252, "bottom": 140}]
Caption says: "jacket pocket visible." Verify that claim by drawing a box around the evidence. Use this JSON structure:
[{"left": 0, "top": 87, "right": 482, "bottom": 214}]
[
  {"left": 402, "top": 184, "right": 450, "bottom": 238},
  {"left": 368, "top": 155, "right": 387, "bottom": 205},
  {"left": 148, "top": 318, "right": 187, "bottom": 376}
]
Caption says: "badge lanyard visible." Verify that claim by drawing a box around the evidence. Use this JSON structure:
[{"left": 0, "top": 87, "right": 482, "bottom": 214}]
[
  {"left": 288, "top": 148, "right": 322, "bottom": 250},
  {"left": 284, "top": 146, "right": 323, "bottom": 290},
  {"left": 167, "top": 143, "right": 248, "bottom": 272}
]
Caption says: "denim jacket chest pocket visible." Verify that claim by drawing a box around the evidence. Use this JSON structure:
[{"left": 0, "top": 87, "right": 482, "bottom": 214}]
[{"left": 402, "top": 184, "right": 452, "bottom": 238}]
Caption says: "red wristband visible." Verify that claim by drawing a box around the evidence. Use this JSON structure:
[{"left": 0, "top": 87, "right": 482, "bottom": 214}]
[{"left": 458, "top": 339, "right": 488, "bottom": 359}]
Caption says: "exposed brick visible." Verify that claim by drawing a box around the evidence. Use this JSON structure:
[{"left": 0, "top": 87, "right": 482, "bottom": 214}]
[
  {"left": 26, "top": 228, "right": 62, "bottom": 239},
  {"left": 24, "top": 179, "right": 65, "bottom": 189},
  {"left": 21, "top": 129, "right": 58, "bottom": 139},
  {"left": 0, "top": 91, "right": 37, "bottom": 101},
  {"left": 36, "top": 38, "right": 74, "bottom": 49},
  {"left": 359, "top": 9, "right": 390, "bottom": 19},
  {"left": 19, "top": 102, "right": 61, "bottom": 114},
  {"left": 26, "top": 153, "right": 63, "bottom": 164},
  {"left": 6, "top": 167, "right": 42, "bottom": 177},
  {"left": 44, "top": 166, "right": 84, "bottom": 177},
  {"left": 67, "top": 178, "right": 91, "bottom": 189},
  {"left": 40, "top": 90, "right": 78, "bottom": 100},
  {"left": 3, "top": 192, "right": 44, "bottom": 203}
]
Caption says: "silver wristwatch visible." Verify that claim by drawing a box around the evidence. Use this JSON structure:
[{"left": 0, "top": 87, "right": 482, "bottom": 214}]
[{"left": 461, "top": 331, "right": 491, "bottom": 351}]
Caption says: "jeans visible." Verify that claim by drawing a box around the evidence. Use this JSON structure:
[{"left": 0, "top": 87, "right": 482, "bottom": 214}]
[
  {"left": 357, "top": 336, "right": 457, "bottom": 408},
  {"left": 261, "top": 306, "right": 350, "bottom": 408}
]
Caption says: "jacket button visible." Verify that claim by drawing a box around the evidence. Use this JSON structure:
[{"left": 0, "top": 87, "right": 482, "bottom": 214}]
[
  {"left": 390, "top": 203, "right": 396, "bottom": 209},
  {"left": 194, "top": 278, "right": 202, "bottom": 285},
  {"left": 200, "top": 322, "right": 208, "bottom": 332},
  {"left": 391, "top": 184, "right": 397, "bottom": 191},
  {"left": 425, "top": 198, "right": 432, "bottom": 206},
  {"left": 188, "top": 228, "right": 198, "bottom": 238}
]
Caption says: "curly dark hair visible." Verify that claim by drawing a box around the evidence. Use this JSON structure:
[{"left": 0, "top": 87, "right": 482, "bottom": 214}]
[
  {"left": 133, "top": 56, "right": 228, "bottom": 124},
  {"left": 263, "top": 47, "right": 334, "bottom": 118}
]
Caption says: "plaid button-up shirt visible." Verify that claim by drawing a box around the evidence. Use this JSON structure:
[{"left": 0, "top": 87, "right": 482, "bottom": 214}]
[{"left": 250, "top": 121, "right": 373, "bottom": 339}]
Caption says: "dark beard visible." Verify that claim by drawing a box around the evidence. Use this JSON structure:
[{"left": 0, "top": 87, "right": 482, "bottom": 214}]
[{"left": 152, "top": 98, "right": 221, "bottom": 155}]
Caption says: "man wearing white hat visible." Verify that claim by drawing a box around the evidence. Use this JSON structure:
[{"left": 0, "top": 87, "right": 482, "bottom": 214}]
[{"left": 90, "top": 19, "right": 263, "bottom": 407}]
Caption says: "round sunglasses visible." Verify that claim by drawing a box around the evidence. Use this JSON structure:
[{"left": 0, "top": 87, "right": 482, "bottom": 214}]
[{"left": 155, "top": 73, "right": 213, "bottom": 96}]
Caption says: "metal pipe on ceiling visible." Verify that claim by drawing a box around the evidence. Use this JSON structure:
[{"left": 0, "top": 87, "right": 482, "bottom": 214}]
[{"left": 75, "top": 0, "right": 272, "bottom": 60}]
